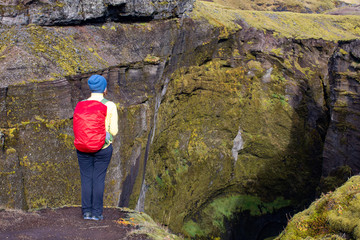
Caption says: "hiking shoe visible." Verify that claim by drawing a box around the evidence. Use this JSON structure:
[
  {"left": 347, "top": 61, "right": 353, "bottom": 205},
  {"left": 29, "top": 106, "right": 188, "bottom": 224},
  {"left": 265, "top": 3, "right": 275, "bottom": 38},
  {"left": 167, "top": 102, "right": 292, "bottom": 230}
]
[
  {"left": 83, "top": 212, "right": 92, "bottom": 220},
  {"left": 91, "top": 215, "right": 103, "bottom": 221}
]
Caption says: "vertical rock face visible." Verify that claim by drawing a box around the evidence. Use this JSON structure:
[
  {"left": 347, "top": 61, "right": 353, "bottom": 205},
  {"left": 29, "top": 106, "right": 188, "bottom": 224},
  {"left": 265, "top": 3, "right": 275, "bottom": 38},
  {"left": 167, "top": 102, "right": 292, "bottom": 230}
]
[
  {"left": 322, "top": 40, "right": 360, "bottom": 177},
  {"left": 1, "top": 79, "right": 77, "bottom": 209},
  {"left": 0, "top": 19, "right": 180, "bottom": 209}
]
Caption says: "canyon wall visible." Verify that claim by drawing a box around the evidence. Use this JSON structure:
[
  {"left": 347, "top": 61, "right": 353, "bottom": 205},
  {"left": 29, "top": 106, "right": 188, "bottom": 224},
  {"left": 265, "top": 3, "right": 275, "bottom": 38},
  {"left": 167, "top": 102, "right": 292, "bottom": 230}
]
[{"left": 0, "top": 1, "right": 360, "bottom": 239}]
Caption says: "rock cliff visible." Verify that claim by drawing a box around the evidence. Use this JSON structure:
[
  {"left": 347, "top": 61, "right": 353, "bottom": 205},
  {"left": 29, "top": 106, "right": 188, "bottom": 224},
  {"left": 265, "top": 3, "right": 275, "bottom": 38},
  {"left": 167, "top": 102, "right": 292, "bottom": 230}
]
[
  {"left": 0, "top": 0, "right": 194, "bottom": 25},
  {"left": 0, "top": 0, "right": 360, "bottom": 239}
]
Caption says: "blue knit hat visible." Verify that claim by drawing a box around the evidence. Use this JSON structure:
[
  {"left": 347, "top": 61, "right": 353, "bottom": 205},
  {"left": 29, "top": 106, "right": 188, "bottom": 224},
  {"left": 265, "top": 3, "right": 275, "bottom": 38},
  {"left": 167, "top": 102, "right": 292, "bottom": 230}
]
[{"left": 88, "top": 75, "right": 107, "bottom": 93}]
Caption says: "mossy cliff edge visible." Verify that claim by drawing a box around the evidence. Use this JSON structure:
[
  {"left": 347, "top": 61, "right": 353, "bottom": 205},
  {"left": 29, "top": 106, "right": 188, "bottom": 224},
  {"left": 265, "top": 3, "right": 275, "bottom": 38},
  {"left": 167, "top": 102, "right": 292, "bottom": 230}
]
[
  {"left": 0, "top": 1, "right": 360, "bottom": 239},
  {"left": 277, "top": 176, "right": 360, "bottom": 240}
]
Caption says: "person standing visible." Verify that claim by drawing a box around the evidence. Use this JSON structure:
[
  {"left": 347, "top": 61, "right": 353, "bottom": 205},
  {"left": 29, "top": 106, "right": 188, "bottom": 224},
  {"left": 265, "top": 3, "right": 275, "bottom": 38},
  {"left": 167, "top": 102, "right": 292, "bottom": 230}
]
[{"left": 73, "top": 75, "right": 118, "bottom": 220}]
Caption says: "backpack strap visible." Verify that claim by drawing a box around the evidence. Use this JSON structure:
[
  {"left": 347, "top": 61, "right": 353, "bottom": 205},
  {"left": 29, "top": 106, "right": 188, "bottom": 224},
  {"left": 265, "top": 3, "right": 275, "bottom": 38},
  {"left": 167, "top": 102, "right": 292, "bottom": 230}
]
[
  {"left": 101, "top": 98, "right": 112, "bottom": 148},
  {"left": 101, "top": 98, "right": 109, "bottom": 105}
]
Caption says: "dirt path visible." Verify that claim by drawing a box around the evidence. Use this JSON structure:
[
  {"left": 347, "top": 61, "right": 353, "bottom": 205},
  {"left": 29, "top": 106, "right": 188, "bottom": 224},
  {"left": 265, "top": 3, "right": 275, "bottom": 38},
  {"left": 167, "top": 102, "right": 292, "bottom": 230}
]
[{"left": 0, "top": 207, "right": 150, "bottom": 240}]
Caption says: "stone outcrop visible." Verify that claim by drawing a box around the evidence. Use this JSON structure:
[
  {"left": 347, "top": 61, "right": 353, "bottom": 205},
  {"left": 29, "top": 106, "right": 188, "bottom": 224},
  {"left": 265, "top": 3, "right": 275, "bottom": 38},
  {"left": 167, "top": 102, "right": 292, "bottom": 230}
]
[
  {"left": 0, "top": 0, "right": 194, "bottom": 25},
  {"left": 1, "top": 1, "right": 360, "bottom": 239}
]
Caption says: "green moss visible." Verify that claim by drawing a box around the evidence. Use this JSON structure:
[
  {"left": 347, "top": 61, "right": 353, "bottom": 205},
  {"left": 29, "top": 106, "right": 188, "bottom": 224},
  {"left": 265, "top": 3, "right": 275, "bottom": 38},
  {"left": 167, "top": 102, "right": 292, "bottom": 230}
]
[
  {"left": 183, "top": 220, "right": 205, "bottom": 238},
  {"left": 183, "top": 195, "right": 291, "bottom": 238},
  {"left": 278, "top": 176, "right": 360, "bottom": 239}
]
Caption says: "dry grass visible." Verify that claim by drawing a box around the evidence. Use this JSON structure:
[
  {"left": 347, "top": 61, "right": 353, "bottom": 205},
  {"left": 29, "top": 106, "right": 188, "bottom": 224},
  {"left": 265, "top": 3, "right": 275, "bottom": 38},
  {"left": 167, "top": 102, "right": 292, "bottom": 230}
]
[{"left": 117, "top": 208, "right": 183, "bottom": 240}]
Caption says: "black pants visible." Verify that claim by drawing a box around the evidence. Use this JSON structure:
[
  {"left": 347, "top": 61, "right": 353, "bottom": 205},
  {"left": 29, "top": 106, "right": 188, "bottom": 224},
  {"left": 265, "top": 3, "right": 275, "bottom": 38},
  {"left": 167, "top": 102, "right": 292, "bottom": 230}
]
[{"left": 77, "top": 144, "right": 113, "bottom": 216}]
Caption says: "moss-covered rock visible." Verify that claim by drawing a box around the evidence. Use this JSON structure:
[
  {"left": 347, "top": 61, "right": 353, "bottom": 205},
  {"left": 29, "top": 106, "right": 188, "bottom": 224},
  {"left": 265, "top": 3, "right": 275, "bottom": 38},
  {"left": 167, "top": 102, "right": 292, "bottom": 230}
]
[
  {"left": 144, "top": 53, "right": 327, "bottom": 237},
  {"left": 192, "top": 1, "right": 360, "bottom": 41},
  {"left": 277, "top": 175, "right": 360, "bottom": 239},
  {"left": 204, "top": 0, "right": 352, "bottom": 13},
  {"left": 0, "top": 20, "right": 179, "bottom": 88}
]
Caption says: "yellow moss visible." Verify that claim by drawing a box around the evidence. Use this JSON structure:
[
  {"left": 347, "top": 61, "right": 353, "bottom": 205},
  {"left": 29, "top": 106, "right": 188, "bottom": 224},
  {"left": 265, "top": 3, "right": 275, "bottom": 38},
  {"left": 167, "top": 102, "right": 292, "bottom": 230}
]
[
  {"left": 205, "top": 0, "right": 337, "bottom": 13},
  {"left": 13, "top": 81, "right": 27, "bottom": 86},
  {"left": 93, "top": 51, "right": 105, "bottom": 62},
  {"left": 0, "top": 171, "right": 16, "bottom": 176},
  {"left": 278, "top": 176, "right": 360, "bottom": 239},
  {"left": 0, "top": 45, "right": 7, "bottom": 57},
  {"left": 192, "top": 1, "right": 360, "bottom": 41},
  {"left": 232, "top": 49, "right": 240, "bottom": 57},
  {"left": 25, "top": 25, "right": 99, "bottom": 77},
  {"left": 8, "top": 128, "right": 16, "bottom": 138},
  {"left": 20, "top": 156, "right": 30, "bottom": 167},
  {"left": 23, "top": 155, "right": 80, "bottom": 209},
  {"left": 34, "top": 115, "right": 45, "bottom": 122},
  {"left": 245, "top": 53, "right": 256, "bottom": 61},
  {"left": 5, "top": 148, "right": 16, "bottom": 155},
  {"left": 247, "top": 60, "right": 264, "bottom": 72},
  {"left": 294, "top": 61, "right": 314, "bottom": 77},
  {"left": 188, "top": 129, "right": 210, "bottom": 163},
  {"left": 55, "top": 0, "right": 65, "bottom": 8},
  {"left": 339, "top": 48, "right": 348, "bottom": 55},
  {"left": 271, "top": 48, "right": 283, "bottom": 56},
  {"left": 144, "top": 54, "right": 161, "bottom": 64},
  {"left": 341, "top": 0, "right": 358, "bottom": 3},
  {"left": 191, "top": 1, "right": 242, "bottom": 39},
  {"left": 57, "top": 133, "right": 75, "bottom": 149},
  {"left": 31, "top": 198, "right": 48, "bottom": 209}
]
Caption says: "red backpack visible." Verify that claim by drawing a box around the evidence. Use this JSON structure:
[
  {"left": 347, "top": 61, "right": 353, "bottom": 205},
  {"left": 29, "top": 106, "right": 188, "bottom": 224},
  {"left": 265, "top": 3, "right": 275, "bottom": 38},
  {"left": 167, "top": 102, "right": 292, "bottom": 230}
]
[{"left": 73, "top": 99, "right": 108, "bottom": 153}]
